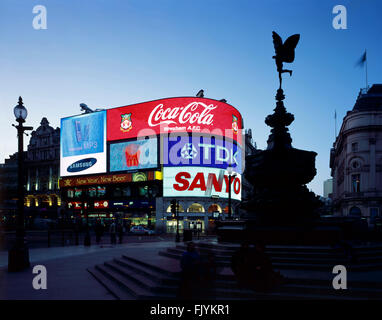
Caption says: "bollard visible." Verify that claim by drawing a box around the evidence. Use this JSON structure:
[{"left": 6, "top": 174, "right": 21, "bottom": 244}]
[
  {"left": 47, "top": 229, "right": 51, "bottom": 248},
  {"left": 75, "top": 230, "right": 79, "bottom": 246},
  {"left": 61, "top": 230, "right": 65, "bottom": 246}
]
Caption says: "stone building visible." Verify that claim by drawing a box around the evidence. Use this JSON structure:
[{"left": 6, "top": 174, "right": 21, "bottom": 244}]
[
  {"left": 330, "top": 84, "right": 382, "bottom": 224},
  {"left": 0, "top": 152, "right": 21, "bottom": 219},
  {"left": 24, "top": 118, "right": 61, "bottom": 218}
]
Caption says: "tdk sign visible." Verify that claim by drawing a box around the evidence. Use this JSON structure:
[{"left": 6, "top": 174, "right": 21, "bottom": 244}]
[
  {"left": 163, "top": 136, "right": 242, "bottom": 173},
  {"left": 67, "top": 158, "right": 97, "bottom": 173}
]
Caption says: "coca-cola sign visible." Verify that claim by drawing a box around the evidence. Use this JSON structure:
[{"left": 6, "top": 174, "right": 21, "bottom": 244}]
[{"left": 107, "top": 97, "right": 243, "bottom": 144}]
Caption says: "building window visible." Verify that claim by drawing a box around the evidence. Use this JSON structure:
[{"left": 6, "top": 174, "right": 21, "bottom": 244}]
[
  {"left": 351, "top": 142, "right": 358, "bottom": 152},
  {"left": 352, "top": 174, "right": 360, "bottom": 193},
  {"left": 166, "top": 204, "right": 185, "bottom": 213},
  {"left": 352, "top": 161, "right": 360, "bottom": 169},
  {"left": 187, "top": 203, "right": 205, "bottom": 213},
  {"left": 370, "top": 208, "right": 379, "bottom": 222},
  {"left": 349, "top": 206, "right": 361, "bottom": 217}
]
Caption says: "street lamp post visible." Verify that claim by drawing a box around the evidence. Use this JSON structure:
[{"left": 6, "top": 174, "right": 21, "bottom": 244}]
[
  {"left": 147, "top": 187, "right": 153, "bottom": 229},
  {"left": 227, "top": 165, "right": 237, "bottom": 220},
  {"left": 84, "top": 201, "right": 91, "bottom": 246},
  {"left": 8, "top": 97, "right": 33, "bottom": 272},
  {"left": 175, "top": 200, "right": 180, "bottom": 243}
]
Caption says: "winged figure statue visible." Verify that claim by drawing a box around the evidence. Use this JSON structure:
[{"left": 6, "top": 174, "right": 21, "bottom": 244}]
[{"left": 272, "top": 31, "right": 300, "bottom": 88}]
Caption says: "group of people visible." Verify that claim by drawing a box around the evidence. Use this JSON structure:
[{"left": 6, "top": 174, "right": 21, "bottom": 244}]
[
  {"left": 177, "top": 240, "right": 285, "bottom": 299},
  {"left": 231, "top": 241, "right": 285, "bottom": 292},
  {"left": 177, "top": 242, "right": 217, "bottom": 299},
  {"left": 95, "top": 220, "right": 125, "bottom": 245}
]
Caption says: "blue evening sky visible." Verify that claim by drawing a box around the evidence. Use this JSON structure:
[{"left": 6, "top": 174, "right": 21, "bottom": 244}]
[{"left": 0, "top": 0, "right": 381, "bottom": 195}]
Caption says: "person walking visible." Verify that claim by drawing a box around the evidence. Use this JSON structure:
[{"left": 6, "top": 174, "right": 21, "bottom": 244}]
[
  {"left": 110, "top": 221, "right": 117, "bottom": 245},
  {"left": 95, "top": 219, "right": 103, "bottom": 245},
  {"left": 249, "top": 242, "right": 285, "bottom": 292},
  {"left": 177, "top": 242, "right": 201, "bottom": 300},
  {"left": 231, "top": 241, "right": 251, "bottom": 289},
  {"left": 117, "top": 222, "right": 124, "bottom": 244}
]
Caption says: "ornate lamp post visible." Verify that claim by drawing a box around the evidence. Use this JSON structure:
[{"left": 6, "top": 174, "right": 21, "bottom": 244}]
[
  {"left": 147, "top": 186, "right": 154, "bottom": 229},
  {"left": 84, "top": 201, "right": 91, "bottom": 246},
  {"left": 227, "top": 165, "right": 237, "bottom": 220},
  {"left": 8, "top": 97, "right": 33, "bottom": 272}
]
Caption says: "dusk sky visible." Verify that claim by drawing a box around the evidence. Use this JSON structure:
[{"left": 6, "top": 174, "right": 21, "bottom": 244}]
[{"left": 0, "top": 0, "right": 381, "bottom": 195}]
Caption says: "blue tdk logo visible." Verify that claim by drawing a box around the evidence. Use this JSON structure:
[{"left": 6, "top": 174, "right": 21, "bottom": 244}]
[{"left": 67, "top": 158, "right": 97, "bottom": 172}]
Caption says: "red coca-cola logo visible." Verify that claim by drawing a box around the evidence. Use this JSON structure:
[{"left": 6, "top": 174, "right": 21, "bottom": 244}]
[{"left": 107, "top": 97, "right": 243, "bottom": 145}]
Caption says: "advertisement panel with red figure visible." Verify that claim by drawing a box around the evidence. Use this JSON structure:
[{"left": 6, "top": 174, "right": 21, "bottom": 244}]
[{"left": 107, "top": 97, "right": 243, "bottom": 145}]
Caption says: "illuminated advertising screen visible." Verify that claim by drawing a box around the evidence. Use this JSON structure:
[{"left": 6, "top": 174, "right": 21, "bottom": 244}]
[
  {"left": 60, "top": 111, "right": 106, "bottom": 177},
  {"left": 109, "top": 138, "right": 158, "bottom": 172},
  {"left": 162, "top": 135, "right": 242, "bottom": 173},
  {"left": 163, "top": 167, "right": 241, "bottom": 201},
  {"left": 107, "top": 97, "right": 243, "bottom": 145}
]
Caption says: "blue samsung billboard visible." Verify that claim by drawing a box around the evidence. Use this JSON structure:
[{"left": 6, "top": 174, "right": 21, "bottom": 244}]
[
  {"left": 109, "top": 138, "right": 158, "bottom": 172},
  {"left": 162, "top": 135, "right": 242, "bottom": 173},
  {"left": 60, "top": 111, "right": 107, "bottom": 177}
]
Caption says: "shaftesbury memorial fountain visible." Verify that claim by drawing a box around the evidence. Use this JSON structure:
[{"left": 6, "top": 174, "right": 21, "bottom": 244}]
[{"left": 218, "top": 32, "right": 326, "bottom": 244}]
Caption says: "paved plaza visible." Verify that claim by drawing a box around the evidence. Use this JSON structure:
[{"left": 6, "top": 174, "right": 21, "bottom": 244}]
[
  {"left": 0, "top": 240, "right": 174, "bottom": 300},
  {"left": 2, "top": 238, "right": 382, "bottom": 300}
]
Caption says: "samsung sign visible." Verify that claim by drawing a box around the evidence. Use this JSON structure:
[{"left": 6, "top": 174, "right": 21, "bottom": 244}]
[
  {"left": 60, "top": 111, "right": 107, "bottom": 177},
  {"left": 67, "top": 158, "right": 97, "bottom": 173}
]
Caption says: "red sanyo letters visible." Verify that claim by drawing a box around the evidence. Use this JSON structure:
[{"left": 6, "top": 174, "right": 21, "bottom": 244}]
[{"left": 173, "top": 171, "right": 241, "bottom": 194}]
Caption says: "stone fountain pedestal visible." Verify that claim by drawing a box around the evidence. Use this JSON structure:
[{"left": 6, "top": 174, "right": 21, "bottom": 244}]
[{"left": 217, "top": 89, "right": 341, "bottom": 245}]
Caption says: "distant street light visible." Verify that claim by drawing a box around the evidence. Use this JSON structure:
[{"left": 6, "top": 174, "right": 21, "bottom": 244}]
[
  {"left": 227, "top": 164, "right": 237, "bottom": 220},
  {"left": 8, "top": 97, "right": 33, "bottom": 272}
]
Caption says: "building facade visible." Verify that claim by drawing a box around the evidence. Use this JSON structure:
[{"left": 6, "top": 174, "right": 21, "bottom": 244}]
[
  {"left": 0, "top": 152, "right": 21, "bottom": 221},
  {"left": 330, "top": 84, "right": 382, "bottom": 224},
  {"left": 24, "top": 117, "right": 61, "bottom": 218},
  {"left": 0, "top": 117, "right": 61, "bottom": 221}
]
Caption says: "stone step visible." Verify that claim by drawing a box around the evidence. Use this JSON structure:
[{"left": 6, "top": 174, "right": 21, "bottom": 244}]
[
  {"left": 175, "top": 245, "right": 349, "bottom": 259},
  {"left": 89, "top": 252, "right": 382, "bottom": 300},
  {"left": 168, "top": 248, "right": 351, "bottom": 263},
  {"left": 169, "top": 246, "right": 382, "bottom": 264},
  {"left": 172, "top": 246, "right": 382, "bottom": 265},
  {"left": 121, "top": 254, "right": 181, "bottom": 277},
  {"left": 277, "top": 283, "right": 382, "bottom": 299},
  {"left": 191, "top": 242, "right": 382, "bottom": 255},
  {"left": 113, "top": 258, "right": 179, "bottom": 286},
  {"left": 90, "top": 264, "right": 364, "bottom": 300},
  {"left": 92, "top": 263, "right": 174, "bottom": 300},
  {"left": 159, "top": 250, "right": 382, "bottom": 271},
  {"left": 87, "top": 266, "right": 135, "bottom": 300},
  {"left": 176, "top": 244, "right": 382, "bottom": 259},
  {"left": 104, "top": 261, "right": 177, "bottom": 295},
  {"left": 208, "top": 287, "right": 364, "bottom": 300}
]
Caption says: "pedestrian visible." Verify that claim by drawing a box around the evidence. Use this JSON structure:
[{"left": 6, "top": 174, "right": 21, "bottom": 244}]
[
  {"left": 117, "top": 222, "right": 123, "bottom": 244},
  {"left": 95, "top": 219, "right": 103, "bottom": 245},
  {"left": 200, "top": 252, "right": 217, "bottom": 299},
  {"left": 231, "top": 241, "right": 251, "bottom": 289},
  {"left": 110, "top": 221, "right": 117, "bottom": 245},
  {"left": 177, "top": 242, "right": 201, "bottom": 300},
  {"left": 249, "top": 241, "right": 285, "bottom": 292}
]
